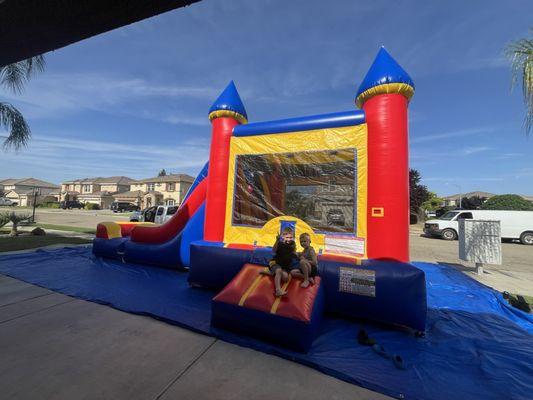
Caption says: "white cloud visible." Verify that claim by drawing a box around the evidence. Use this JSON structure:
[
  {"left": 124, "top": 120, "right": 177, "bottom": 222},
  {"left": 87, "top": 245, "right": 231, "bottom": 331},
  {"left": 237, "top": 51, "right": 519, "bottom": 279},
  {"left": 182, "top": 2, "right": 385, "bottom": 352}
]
[
  {"left": 1, "top": 134, "right": 209, "bottom": 182},
  {"left": 461, "top": 146, "right": 491, "bottom": 155},
  {"left": 1, "top": 73, "right": 217, "bottom": 122},
  {"left": 410, "top": 127, "right": 494, "bottom": 144}
]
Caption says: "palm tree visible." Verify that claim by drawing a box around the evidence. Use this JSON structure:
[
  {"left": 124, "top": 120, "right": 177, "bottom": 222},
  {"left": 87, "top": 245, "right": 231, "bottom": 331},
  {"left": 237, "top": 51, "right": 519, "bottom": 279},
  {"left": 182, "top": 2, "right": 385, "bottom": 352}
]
[
  {"left": 0, "top": 211, "right": 31, "bottom": 236},
  {"left": 0, "top": 55, "right": 45, "bottom": 150},
  {"left": 506, "top": 36, "right": 533, "bottom": 135}
]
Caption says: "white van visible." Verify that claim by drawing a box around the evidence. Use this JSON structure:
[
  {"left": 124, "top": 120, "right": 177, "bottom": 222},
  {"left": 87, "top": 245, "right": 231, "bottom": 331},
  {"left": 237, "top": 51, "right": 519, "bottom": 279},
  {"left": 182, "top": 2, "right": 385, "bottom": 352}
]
[{"left": 424, "top": 210, "right": 533, "bottom": 245}]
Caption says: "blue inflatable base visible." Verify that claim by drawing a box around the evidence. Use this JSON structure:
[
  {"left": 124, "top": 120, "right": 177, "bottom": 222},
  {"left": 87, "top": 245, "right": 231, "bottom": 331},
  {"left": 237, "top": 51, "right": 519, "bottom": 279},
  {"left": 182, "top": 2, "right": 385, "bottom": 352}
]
[{"left": 0, "top": 247, "right": 531, "bottom": 400}]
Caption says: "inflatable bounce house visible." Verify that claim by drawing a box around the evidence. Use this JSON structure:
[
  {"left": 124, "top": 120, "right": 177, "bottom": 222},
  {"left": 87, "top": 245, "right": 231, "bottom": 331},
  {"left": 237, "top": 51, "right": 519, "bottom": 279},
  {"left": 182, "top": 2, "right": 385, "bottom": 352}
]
[{"left": 93, "top": 47, "right": 427, "bottom": 352}]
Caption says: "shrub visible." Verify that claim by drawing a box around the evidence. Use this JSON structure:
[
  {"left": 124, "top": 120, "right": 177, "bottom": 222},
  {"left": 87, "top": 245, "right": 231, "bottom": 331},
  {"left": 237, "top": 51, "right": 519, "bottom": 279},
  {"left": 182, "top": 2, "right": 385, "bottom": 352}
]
[
  {"left": 481, "top": 194, "right": 533, "bottom": 211},
  {"left": 85, "top": 203, "right": 100, "bottom": 210},
  {"left": 38, "top": 202, "right": 60, "bottom": 208}
]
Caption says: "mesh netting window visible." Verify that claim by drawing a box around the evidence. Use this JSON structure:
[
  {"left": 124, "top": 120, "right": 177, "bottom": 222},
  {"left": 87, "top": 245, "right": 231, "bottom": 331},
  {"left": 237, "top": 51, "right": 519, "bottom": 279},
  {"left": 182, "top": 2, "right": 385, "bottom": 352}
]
[{"left": 232, "top": 149, "right": 356, "bottom": 233}]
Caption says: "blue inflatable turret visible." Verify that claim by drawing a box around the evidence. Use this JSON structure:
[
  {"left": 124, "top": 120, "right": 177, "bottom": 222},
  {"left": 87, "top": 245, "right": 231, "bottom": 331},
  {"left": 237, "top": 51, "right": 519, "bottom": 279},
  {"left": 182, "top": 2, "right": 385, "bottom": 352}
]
[
  {"left": 208, "top": 80, "right": 248, "bottom": 124},
  {"left": 355, "top": 46, "right": 415, "bottom": 108}
]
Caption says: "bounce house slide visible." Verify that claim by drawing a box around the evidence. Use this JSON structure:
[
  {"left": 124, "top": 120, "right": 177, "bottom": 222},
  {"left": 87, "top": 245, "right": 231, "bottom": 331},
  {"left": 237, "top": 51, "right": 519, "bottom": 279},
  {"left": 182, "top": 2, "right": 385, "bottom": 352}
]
[{"left": 94, "top": 163, "right": 209, "bottom": 269}]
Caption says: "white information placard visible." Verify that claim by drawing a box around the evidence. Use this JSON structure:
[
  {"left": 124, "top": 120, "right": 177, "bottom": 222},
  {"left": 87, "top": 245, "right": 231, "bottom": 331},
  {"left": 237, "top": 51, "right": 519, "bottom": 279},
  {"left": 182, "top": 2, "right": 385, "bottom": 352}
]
[{"left": 325, "top": 235, "right": 365, "bottom": 257}]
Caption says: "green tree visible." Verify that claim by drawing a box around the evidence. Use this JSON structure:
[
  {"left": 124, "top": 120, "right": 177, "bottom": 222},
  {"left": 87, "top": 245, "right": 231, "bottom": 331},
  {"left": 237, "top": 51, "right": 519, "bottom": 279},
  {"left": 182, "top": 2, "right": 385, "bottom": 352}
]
[
  {"left": 506, "top": 35, "right": 532, "bottom": 135},
  {"left": 158, "top": 169, "right": 167, "bottom": 176},
  {"left": 0, "top": 56, "right": 45, "bottom": 150},
  {"left": 409, "top": 169, "right": 431, "bottom": 213},
  {"left": 421, "top": 192, "right": 444, "bottom": 211},
  {"left": 461, "top": 195, "right": 486, "bottom": 210},
  {"left": 481, "top": 194, "right": 533, "bottom": 211}
]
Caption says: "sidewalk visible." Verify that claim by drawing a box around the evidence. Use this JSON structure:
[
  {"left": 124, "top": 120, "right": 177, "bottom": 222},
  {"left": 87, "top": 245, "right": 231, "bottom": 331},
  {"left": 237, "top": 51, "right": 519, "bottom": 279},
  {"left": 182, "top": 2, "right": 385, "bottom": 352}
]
[{"left": 0, "top": 274, "right": 389, "bottom": 400}]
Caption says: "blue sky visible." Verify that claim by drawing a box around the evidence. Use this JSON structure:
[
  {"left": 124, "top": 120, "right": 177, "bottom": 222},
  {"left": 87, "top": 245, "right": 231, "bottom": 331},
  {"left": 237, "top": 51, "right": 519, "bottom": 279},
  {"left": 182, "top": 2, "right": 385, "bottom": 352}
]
[{"left": 1, "top": 0, "right": 532, "bottom": 196}]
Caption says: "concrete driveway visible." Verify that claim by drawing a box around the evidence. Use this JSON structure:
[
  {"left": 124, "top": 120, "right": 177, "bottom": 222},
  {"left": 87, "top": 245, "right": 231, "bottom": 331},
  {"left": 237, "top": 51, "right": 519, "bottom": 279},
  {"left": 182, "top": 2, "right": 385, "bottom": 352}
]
[
  {"left": 410, "top": 227, "right": 533, "bottom": 296},
  {"left": 0, "top": 274, "right": 389, "bottom": 400}
]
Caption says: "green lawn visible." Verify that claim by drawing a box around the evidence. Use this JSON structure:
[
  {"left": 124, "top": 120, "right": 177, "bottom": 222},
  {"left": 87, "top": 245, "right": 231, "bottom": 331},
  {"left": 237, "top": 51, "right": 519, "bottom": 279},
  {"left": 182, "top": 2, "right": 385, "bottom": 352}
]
[
  {"left": 0, "top": 235, "right": 91, "bottom": 252},
  {"left": 33, "top": 224, "right": 96, "bottom": 234}
]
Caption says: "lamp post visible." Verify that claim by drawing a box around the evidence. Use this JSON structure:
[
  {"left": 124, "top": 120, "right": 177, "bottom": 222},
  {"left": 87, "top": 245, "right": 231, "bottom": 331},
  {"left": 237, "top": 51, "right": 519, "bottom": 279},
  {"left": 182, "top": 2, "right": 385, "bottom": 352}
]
[{"left": 31, "top": 186, "right": 37, "bottom": 223}]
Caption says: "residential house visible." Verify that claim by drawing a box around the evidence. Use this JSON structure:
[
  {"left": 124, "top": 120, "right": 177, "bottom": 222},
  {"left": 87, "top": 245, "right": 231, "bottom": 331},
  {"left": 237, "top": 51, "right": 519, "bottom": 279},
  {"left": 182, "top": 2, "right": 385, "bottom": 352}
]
[
  {"left": 441, "top": 191, "right": 533, "bottom": 208},
  {"left": 124, "top": 174, "right": 194, "bottom": 208},
  {"left": 441, "top": 191, "right": 495, "bottom": 208},
  {"left": 60, "top": 176, "right": 135, "bottom": 209},
  {"left": 0, "top": 178, "right": 60, "bottom": 206}
]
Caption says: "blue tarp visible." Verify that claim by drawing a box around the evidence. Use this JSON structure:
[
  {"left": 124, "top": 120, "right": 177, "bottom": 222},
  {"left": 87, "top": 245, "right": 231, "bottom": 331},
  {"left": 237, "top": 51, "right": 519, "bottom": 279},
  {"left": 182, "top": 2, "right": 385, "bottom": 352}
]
[{"left": 0, "top": 247, "right": 531, "bottom": 400}]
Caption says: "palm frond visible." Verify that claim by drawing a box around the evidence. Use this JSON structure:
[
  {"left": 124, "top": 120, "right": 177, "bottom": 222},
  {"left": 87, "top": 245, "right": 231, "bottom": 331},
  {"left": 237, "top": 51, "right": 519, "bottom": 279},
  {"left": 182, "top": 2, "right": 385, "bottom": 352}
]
[
  {"left": 506, "top": 37, "right": 533, "bottom": 135},
  {"left": 0, "top": 102, "right": 31, "bottom": 150},
  {"left": 0, "top": 55, "right": 46, "bottom": 94}
]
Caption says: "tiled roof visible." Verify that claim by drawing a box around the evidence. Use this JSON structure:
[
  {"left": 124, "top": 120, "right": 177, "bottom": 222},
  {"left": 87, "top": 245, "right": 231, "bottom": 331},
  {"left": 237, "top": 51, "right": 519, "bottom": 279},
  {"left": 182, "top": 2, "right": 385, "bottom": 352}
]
[
  {"left": 62, "top": 176, "right": 135, "bottom": 185},
  {"left": 443, "top": 191, "right": 495, "bottom": 200},
  {"left": 0, "top": 177, "right": 59, "bottom": 188},
  {"left": 134, "top": 174, "right": 194, "bottom": 184},
  {"left": 113, "top": 190, "right": 145, "bottom": 198},
  {"left": 78, "top": 191, "right": 114, "bottom": 197},
  {"left": 443, "top": 191, "right": 533, "bottom": 202}
]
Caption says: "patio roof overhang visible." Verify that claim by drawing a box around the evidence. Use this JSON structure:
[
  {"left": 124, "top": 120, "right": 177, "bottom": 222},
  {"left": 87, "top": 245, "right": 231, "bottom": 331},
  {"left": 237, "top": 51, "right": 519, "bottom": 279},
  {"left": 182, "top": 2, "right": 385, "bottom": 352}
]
[{"left": 0, "top": 0, "right": 200, "bottom": 67}]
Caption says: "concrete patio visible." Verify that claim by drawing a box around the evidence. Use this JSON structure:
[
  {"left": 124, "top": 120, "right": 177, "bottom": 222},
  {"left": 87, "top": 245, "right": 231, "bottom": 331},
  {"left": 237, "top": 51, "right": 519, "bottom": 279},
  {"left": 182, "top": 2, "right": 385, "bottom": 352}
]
[{"left": 0, "top": 273, "right": 389, "bottom": 400}]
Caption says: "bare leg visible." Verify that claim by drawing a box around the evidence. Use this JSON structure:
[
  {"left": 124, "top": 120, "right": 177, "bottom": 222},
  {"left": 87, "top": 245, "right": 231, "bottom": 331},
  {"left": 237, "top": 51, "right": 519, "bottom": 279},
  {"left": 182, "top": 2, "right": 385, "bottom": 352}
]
[
  {"left": 299, "top": 259, "right": 311, "bottom": 288},
  {"left": 290, "top": 269, "right": 304, "bottom": 279},
  {"left": 275, "top": 269, "right": 288, "bottom": 297}
]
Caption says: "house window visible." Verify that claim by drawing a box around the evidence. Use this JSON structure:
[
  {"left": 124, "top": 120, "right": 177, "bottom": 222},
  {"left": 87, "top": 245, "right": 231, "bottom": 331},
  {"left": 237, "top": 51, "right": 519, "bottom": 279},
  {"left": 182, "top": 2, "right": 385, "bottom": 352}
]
[
  {"left": 147, "top": 183, "right": 155, "bottom": 191},
  {"left": 83, "top": 185, "right": 91, "bottom": 192},
  {"left": 165, "top": 199, "right": 175, "bottom": 206},
  {"left": 167, "top": 183, "right": 175, "bottom": 191}
]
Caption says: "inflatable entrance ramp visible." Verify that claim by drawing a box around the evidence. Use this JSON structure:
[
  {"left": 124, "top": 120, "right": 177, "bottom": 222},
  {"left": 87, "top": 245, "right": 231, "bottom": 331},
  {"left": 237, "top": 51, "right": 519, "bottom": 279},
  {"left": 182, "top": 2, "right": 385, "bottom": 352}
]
[{"left": 212, "top": 263, "right": 324, "bottom": 352}]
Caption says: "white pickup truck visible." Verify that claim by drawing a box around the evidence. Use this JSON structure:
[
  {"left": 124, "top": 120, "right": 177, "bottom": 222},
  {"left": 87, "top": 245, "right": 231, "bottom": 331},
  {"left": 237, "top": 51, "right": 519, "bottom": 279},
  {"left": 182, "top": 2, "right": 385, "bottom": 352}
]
[
  {"left": 424, "top": 209, "right": 533, "bottom": 245},
  {"left": 129, "top": 205, "right": 178, "bottom": 224}
]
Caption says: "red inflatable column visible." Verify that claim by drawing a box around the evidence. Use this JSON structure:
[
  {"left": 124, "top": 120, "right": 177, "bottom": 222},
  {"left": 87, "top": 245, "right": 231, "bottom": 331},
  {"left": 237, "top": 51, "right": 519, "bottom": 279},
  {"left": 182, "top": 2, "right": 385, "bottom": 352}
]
[
  {"left": 356, "top": 47, "right": 414, "bottom": 262},
  {"left": 204, "top": 81, "right": 248, "bottom": 242},
  {"left": 204, "top": 117, "right": 239, "bottom": 242},
  {"left": 364, "top": 94, "right": 409, "bottom": 262}
]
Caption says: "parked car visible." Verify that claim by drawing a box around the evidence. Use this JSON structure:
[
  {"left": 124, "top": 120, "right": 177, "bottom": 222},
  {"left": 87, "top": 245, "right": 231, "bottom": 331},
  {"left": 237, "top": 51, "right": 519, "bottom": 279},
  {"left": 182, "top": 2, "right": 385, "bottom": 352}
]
[
  {"left": 129, "top": 210, "right": 143, "bottom": 222},
  {"left": 154, "top": 205, "right": 178, "bottom": 224},
  {"left": 425, "top": 210, "right": 437, "bottom": 218},
  {"left": 327, "top": 209, "right": 345, "bottom": 226},
  {"left": 424, "top": 209, "right": 533, "bottom": 244},
  {"left": 110, "top": 201, "right": 140, "bottom": 213},
  {"left": 60, "top": 200, "right": 84, "bottom": 209},
  {"left": 0, "top": 197, "right": 17, "bottom": 206},
  {"left": 130, "top": 205, "right": 178, "bottom": 224}
]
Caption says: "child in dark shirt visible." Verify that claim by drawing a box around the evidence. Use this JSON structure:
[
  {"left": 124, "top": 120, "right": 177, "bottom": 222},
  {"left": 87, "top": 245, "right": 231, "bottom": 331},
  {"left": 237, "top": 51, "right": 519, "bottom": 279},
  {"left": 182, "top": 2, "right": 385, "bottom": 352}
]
[{"left": 261, "top": 227, "right": 298, "bottom": 297}]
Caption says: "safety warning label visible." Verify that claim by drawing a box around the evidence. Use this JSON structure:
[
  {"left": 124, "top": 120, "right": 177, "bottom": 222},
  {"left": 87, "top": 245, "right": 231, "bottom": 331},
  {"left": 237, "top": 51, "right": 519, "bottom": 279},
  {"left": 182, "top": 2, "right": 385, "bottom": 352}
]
[
  {"left": 338, "top": 267, "right": 375, "bottom": 297},
  {"left": 325, "top": 235, "right": 365, "bottom": 257}
]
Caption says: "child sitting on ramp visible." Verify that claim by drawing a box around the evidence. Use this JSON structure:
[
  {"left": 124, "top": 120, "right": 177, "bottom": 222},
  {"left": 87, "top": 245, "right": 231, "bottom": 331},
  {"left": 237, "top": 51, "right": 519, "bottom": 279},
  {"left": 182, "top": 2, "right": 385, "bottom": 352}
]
[
  {"left": 292, "top": 232, "right": 318, "bottom": 288},
  {"left": 261, "top": 227, "right": 298, "bottom": 297}
]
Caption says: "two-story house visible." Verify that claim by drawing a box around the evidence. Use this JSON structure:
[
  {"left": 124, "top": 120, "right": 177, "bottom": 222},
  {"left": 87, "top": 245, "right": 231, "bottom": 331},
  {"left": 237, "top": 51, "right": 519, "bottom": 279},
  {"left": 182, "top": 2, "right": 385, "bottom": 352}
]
[
  {"left": 60, "top": 176, "right": 135, "bottom": 209},
  {"left": 116, "top": 174, "right": 194, "bottom": 208},
  {"left": 0, "top": 178, "right": 60, "bottom": 206}
]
